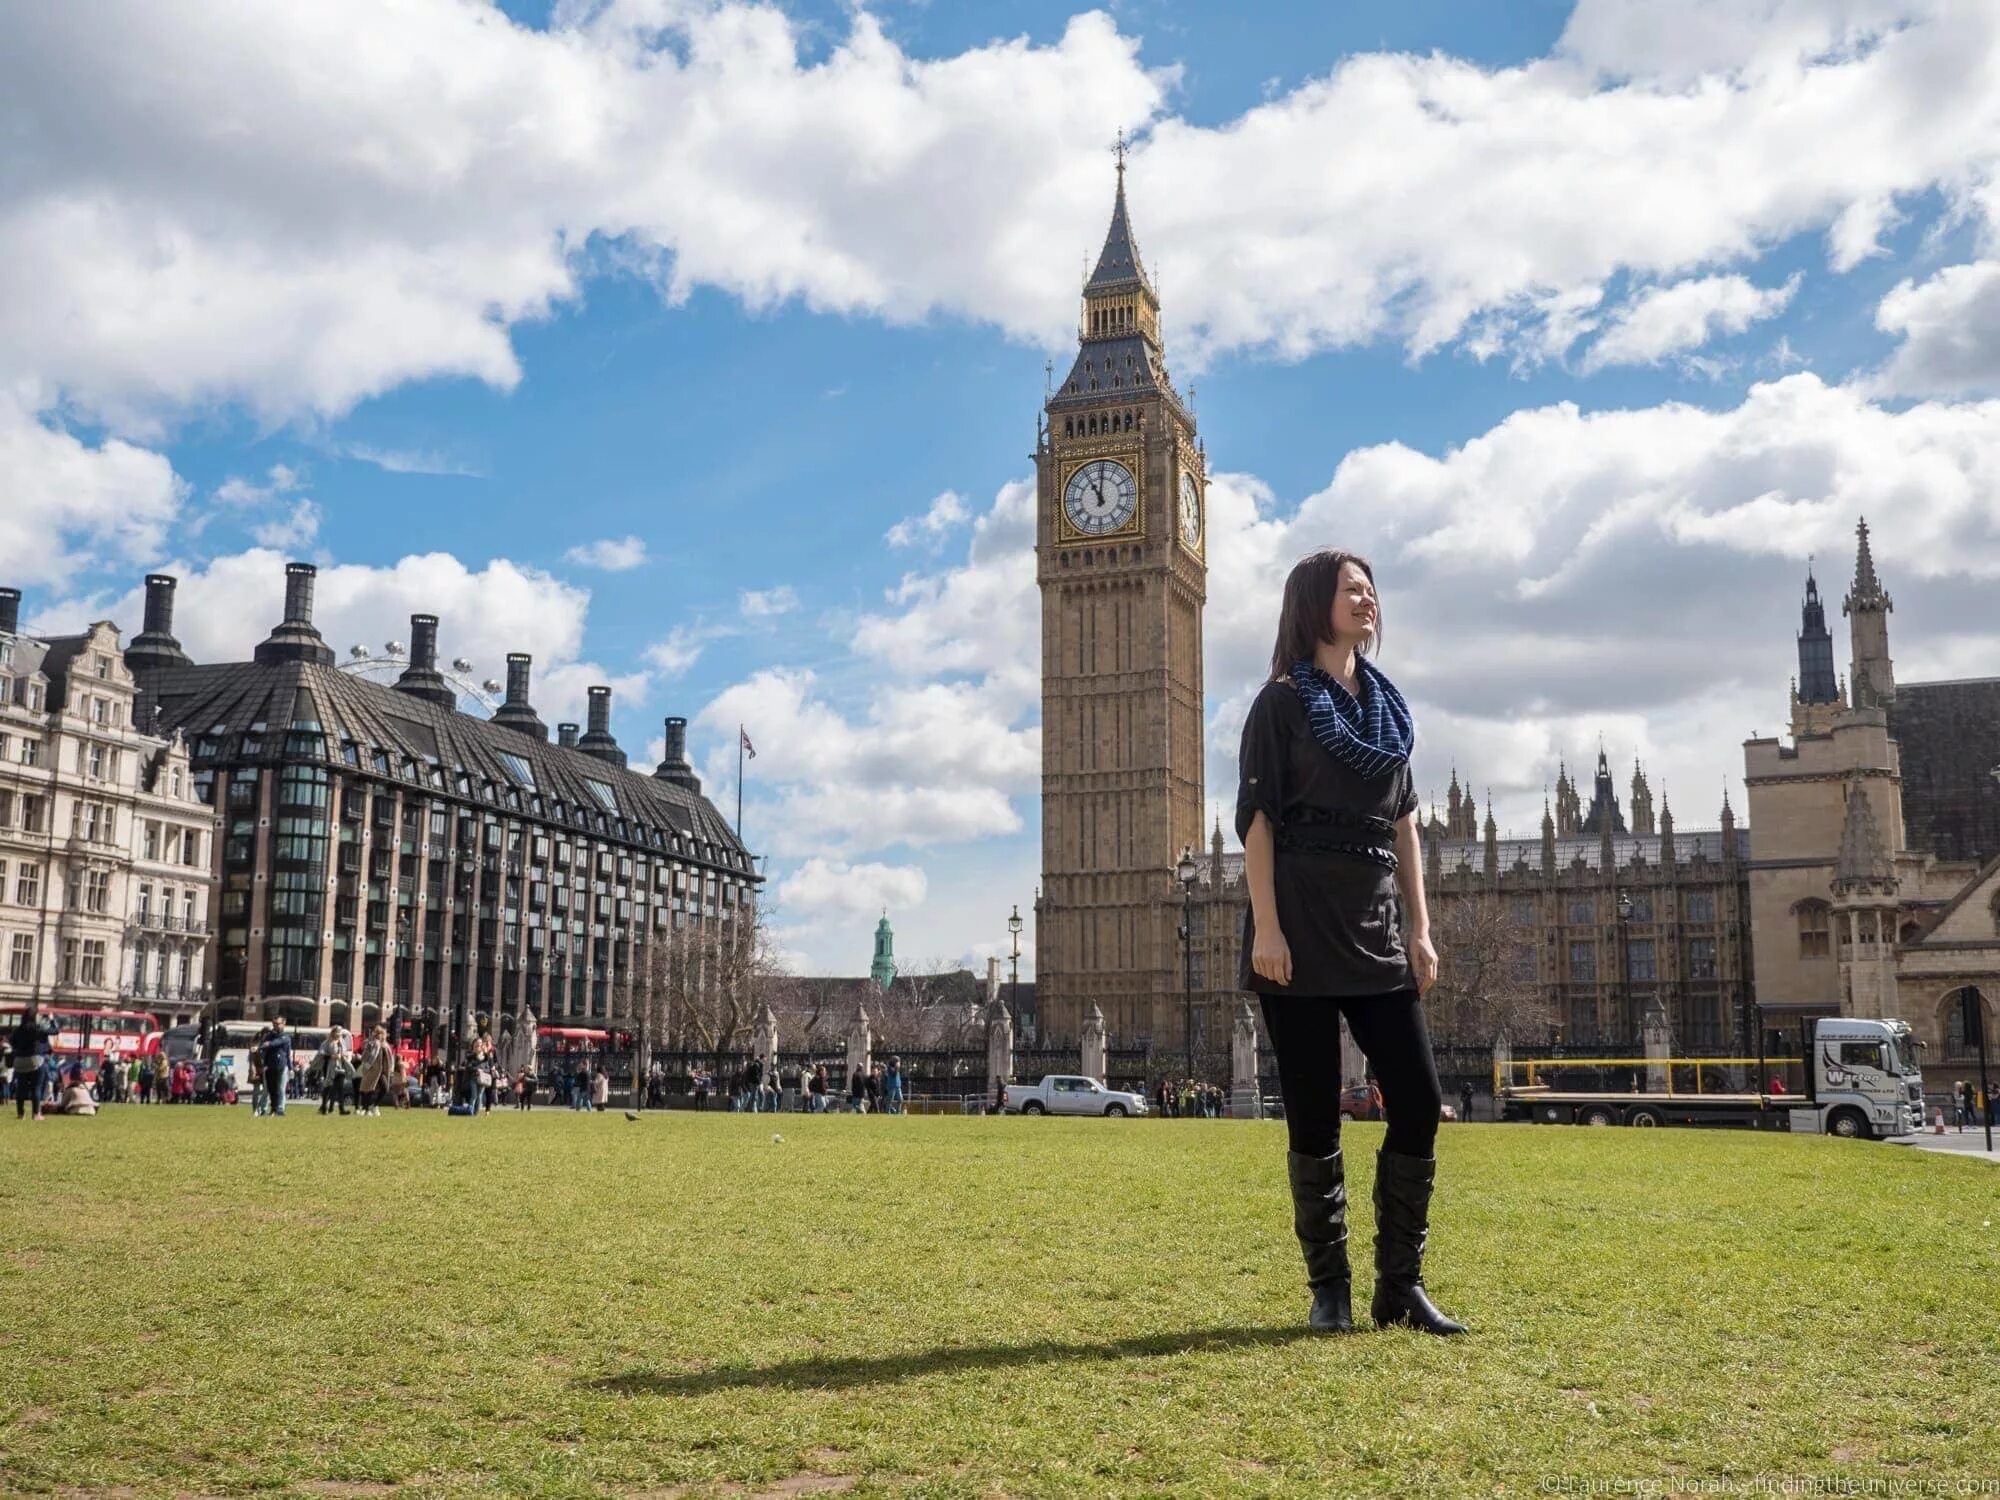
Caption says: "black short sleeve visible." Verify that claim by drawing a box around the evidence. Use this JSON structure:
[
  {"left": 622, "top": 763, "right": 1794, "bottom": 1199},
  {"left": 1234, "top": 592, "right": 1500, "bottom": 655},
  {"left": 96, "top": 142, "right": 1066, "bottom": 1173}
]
[
  {"left": 1235, "top": 682, "right": 1291, "bottom": 843},
  {"left": 1394, "top": 767, "right": 1418, "bottom": 822}
]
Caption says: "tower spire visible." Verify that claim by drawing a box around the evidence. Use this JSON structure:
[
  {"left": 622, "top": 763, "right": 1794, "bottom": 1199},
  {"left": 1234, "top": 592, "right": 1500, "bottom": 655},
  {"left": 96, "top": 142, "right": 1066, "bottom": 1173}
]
[
  {"left": 1085, "top": 146, "right": 1150, "bottom": 294},
  {"left": 1796, "top": 561, "right": 1839, "bottom": 705},
  {"left": 1843, "top": 516, "right": 1896, "bottom": 710},
  {"left": 1847, "top": 518, "right": 1890, "bottom": 612}
]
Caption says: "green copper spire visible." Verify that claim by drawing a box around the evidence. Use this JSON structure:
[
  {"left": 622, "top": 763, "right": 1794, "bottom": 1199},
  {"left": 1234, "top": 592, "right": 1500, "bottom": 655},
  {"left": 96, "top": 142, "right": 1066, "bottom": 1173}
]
[{"left": 870, "top": 910, "right": 897, "bottom": 990}]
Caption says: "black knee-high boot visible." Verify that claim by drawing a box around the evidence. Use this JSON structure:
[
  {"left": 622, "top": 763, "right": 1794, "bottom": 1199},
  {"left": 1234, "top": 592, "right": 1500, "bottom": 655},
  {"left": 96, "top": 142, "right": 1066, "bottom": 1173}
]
[
  {"left": 1370, "top": 1148, "right": 1467, "bottom": 1336},
  {"left": 1286, "top": 1150, "right": 1354, "bottom": 1334}
]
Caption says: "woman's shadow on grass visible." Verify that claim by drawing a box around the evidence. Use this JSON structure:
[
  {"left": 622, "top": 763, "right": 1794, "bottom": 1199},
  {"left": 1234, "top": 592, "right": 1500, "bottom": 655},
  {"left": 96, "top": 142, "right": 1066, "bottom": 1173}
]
[{"left": 589, "top": 1325, "right": 1314, "bottom": 1398}]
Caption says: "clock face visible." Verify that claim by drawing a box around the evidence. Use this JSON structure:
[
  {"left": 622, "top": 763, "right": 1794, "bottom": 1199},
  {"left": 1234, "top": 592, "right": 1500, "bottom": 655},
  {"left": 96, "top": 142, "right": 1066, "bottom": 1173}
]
[
  {"left": 1063, "top": 459, "right": 1138, "bottom": 536},
  {"left": 1178, "top": 472, "right": 1201, "bottom": 547}
]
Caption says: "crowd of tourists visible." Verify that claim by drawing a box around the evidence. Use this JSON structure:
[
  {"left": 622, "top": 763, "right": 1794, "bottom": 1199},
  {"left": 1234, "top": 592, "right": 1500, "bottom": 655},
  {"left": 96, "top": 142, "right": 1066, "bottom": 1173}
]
[
  {"left": 1156, "top": 1079, "right": 1228, "bottom": 1117},
  {"left": 645, "top": 1056, "right": 909, "bottom": 1114}
]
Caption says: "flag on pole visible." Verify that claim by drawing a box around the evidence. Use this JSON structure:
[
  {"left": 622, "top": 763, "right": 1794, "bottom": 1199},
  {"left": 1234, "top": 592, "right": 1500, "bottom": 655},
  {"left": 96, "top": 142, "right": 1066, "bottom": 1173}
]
[{"left": 740, "top": 727, "right": 757, "bottom": 760}]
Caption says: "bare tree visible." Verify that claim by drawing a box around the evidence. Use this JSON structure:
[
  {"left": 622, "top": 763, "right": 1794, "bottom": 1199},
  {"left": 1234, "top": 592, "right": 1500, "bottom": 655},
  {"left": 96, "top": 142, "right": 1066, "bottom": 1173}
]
[
  {"left": 867, "top": 957, "right": 985, "bottom": 1050},
  {"left": 629, "top": 898, "right": 783, "bottom": 1056},
  {"left": 1423, "top": 890, "right": 1555, "bottom": 1046}
]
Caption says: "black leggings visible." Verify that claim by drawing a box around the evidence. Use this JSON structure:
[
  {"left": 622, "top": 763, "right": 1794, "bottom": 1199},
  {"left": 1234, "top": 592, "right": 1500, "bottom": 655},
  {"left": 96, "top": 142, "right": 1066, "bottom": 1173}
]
[{"left": 1260, "top": 990, "right": 1441, "bottom": 1160}]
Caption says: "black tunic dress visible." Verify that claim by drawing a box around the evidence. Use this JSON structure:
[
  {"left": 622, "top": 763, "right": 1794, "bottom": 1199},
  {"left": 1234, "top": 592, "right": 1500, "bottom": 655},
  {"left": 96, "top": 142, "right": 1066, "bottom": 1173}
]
[{"left": 1235, "top": 678, "right": 1419, "bottom": 997}]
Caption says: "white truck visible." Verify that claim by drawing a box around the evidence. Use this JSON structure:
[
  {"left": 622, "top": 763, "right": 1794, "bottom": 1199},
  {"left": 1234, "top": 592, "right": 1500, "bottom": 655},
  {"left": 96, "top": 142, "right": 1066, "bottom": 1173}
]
[
  {"left": 1000, "top": 1075, "right": 1148, "bottom": 1117},
  {"left": 1500, "top": 1016, "right": 1926, "bottom": 1139}
]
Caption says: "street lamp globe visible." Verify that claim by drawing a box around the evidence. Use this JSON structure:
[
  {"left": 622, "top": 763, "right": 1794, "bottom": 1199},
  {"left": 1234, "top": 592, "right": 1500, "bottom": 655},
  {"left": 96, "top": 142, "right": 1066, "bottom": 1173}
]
[
  {"left": 1617, "top": 890, "right": 1633, "bottom": 922},
  {"left": 1007, "top": 905, "right": 1023, "bottom": 940},
  {"left": 1176, "top": 848, "right": 1199, "bottom": 887}
]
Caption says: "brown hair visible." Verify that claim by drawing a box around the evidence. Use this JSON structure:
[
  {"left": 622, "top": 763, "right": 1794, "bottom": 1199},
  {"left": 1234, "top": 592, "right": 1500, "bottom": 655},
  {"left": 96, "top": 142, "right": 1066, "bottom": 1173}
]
[{"left": 1268, "top": 548, "right": 1379, "bottom": 680}]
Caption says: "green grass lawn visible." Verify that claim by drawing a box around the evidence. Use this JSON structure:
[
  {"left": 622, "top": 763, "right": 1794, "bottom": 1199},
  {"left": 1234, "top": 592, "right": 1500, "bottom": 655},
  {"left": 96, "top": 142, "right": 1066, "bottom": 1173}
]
[{"left": 2, "top": 1107, "right": 1995, "bottom": 1498}]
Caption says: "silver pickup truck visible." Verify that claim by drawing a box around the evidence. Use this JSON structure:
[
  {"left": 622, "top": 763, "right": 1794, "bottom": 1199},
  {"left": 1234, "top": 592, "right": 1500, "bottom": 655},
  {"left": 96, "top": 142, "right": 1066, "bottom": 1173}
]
[{"left": 1000, "top": 1075, "right": 1148, "bottom": 1117}]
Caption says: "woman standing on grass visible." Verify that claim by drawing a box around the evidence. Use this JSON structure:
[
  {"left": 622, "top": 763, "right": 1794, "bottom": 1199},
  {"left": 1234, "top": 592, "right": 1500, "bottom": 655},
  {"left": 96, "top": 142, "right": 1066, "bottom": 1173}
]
[{"left": 1238, "top": 548, "right": 1464, "bottom": 1337}]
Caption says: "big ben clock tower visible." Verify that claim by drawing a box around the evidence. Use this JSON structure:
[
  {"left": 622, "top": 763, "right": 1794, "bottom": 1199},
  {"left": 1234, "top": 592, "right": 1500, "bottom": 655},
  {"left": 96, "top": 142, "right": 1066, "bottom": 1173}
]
[{"left": 1035, "top": 152, "right": 1208, "bottom": 1048}]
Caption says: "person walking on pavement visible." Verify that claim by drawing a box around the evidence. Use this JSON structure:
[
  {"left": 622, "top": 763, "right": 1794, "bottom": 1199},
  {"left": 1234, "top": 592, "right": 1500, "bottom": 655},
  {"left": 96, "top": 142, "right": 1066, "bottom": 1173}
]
[
  {"left": 258, "top": 1017, "right": 293, "bottom": 1118},
  {"left": 1458, "top": 1079, "right": 1475, "bottom": 1123},
  {"left": 1238, "top": 548, "right": 1464, "bottom": 1338}
]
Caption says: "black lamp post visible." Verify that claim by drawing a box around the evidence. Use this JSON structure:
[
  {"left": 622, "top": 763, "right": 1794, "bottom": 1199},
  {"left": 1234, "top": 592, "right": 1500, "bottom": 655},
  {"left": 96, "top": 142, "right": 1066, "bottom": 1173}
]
[
  {"left": 1006, "top": 904, "right": 1023, "bottom": 1033},
  {"left": 1964, "top": 986, "right": 1993, "bottom": 1154},
  {"left": 1177, "top": 847, "right": 1199, "bottom": 1080}
]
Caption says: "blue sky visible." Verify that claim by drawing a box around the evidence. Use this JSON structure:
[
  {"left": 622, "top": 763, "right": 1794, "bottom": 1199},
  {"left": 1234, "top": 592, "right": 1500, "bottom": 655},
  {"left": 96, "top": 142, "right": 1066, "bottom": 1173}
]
[{"left": 9, "top": 0, "right": 2000, "bottom": 976}]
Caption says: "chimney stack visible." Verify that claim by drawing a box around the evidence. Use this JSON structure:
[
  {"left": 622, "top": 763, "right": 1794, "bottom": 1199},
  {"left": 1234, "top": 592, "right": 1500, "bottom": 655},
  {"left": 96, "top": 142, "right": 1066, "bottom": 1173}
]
[
  {"left": 393, "top": 612, "right": 456, "bottom": 710},
  {"left": 557, "top": 722, "right": 579, "bottom": 750},
  {"left": 0, "top": 587, "right": 19, "bottom": 637},
  {"left": 144, "top": 574, "right": 175, "bottom": 637},
  {"left": 253, "top": 561, "right": 335, "bottom": 667},
  {"left": 125, "top": 573, "right": 193, "bottom": 675},
  {"left": 492, "top": 651, "right": 548, "bottom": 741},
  {"left": 576, "top": 684, "right": 626, "bottom": 768},
  {"left": 653, "top": 714, "right": 702, "bottom": 793},
  {"left": 283, "top": 562, "right": 315, "bottom": 624}
]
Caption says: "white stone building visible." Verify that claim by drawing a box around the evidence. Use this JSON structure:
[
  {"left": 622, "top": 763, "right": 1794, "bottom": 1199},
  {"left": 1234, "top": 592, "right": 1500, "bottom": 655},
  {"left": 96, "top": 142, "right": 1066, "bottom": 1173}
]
[{"left": 0, "top": 592, "right": 214, "bottom": 1027}]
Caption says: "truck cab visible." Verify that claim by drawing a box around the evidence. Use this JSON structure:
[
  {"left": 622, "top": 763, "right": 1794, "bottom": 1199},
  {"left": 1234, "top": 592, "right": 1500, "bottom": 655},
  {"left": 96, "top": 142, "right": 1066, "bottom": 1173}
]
[{"left": 1801, "top": 1017, "right": 1926, "bottom": 1140}]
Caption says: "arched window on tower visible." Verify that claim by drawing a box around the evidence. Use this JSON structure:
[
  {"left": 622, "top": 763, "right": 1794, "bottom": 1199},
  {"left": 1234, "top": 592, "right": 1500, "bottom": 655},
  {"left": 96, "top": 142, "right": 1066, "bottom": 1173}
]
[{"left": 1795, "top": 899, "right": 1831, "bottom": 959}]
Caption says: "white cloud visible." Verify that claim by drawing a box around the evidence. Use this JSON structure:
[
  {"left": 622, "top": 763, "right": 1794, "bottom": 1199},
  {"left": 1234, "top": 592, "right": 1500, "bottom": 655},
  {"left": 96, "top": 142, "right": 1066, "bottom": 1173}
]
[
  {"left": 1557, "top": 0, "right": 1921, "bottom": 86},
  {"left": 1871, "top": 259, "right": 2000, "bottom": 398},
  {"left": 642, "top": 625, "right": 706, "bottom": 678},
  {"left": 853, "top": 478, "right": 1038, "bottom": 709},
  {"left": 37, "top": 547, "right": 606, "bottom": 718},
  {"left": 214, "top": 463, "right": 303, "bottom": 508},
  {"left": 1582, "top": 273, "right": 1801, "bottom": 371},
  {"left": 885, "top": 490, "right": 970, "bottom": 549},
  {"left": 340, "top": 443, "right": 482, "bottom": 477},
  {"left": 6, "top": 0, "right": 1999, "bottom": 454},
  {"left": 738, "top": 585, "right": 799, "bottom": 618},
  {"left": 777, "top": 857, "right": 929, "bottom": 926},
  {"left": 250, "top": 498, "right": 322, "bottom": 550},
  {"left": 1196, "top": 372, "right": 2000, "bottom": 841},
  {"left": 0, "top": 401, "right": 185, "bottom": 589},
  {"left": 564, "top": 535, "right": 649, "bottom": 571},
  {"left": 696, "top": 664, "right": 1036, "bottom": 855}
]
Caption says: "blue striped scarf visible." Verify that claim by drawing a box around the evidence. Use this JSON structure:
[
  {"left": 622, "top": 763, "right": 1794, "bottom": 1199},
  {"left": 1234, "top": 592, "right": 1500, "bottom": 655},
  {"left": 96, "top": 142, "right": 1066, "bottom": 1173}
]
[{"left": 1287, "top": 658, "right": 1413, "bottom": 779}]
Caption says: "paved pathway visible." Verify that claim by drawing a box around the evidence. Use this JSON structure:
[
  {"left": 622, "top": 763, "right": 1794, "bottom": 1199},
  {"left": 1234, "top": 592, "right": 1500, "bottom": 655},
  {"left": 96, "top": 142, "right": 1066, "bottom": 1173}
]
[{"left": 1885, "top": 1128, "right": 2000, "bottom": 1164}]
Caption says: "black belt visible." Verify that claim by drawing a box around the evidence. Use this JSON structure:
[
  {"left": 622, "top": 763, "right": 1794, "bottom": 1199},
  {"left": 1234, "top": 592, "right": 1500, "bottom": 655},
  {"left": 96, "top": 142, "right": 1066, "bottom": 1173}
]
[{"left": 1276, "top": 828, "right": 1399, "bottom": 869}]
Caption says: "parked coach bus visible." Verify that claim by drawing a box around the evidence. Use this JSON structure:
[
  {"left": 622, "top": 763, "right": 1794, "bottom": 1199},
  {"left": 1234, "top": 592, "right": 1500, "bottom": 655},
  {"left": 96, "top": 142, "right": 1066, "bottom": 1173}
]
[{"left": 204, "top": 1019, "right": 330, "bottom": 1100}]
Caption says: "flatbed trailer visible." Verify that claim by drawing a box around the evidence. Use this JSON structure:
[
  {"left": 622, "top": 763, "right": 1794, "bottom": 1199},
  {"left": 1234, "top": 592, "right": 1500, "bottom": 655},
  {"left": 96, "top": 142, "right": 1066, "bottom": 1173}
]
[
  {"left": 1495, "top": 1017, "right": 1926, "bottom": 1139},
  {"left": 1501, "top": 1086, "right": 1799, "bottom": 1130}
]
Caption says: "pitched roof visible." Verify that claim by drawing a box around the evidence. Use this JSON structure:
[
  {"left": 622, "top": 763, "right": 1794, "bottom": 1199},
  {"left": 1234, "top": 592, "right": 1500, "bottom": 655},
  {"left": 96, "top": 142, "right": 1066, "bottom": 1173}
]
[
  {"left": 1048, "top": 332, "right": 1185, "bottom": 415},
  {"left": 138, "top": 657, "right": 751, "bottom": 870}
]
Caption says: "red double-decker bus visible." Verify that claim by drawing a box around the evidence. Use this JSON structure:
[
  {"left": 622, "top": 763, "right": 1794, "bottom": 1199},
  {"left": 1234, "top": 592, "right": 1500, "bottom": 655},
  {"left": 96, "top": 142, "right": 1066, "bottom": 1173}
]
[{"left": 0, "top": 1003, "right": 163, "bottom": 1082}]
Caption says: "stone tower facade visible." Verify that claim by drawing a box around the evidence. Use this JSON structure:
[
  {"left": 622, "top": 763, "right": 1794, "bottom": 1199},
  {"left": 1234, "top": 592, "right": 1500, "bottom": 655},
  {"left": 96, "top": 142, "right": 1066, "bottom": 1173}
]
[
  {"left": 1743, "top": 518, "right": 2000, "bottom": 1086},
  {"left": 1034, "top": 160, "right": 1208, "bottom": 1046}
]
